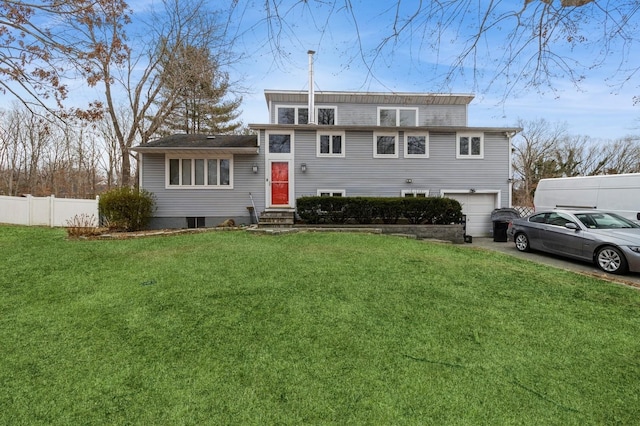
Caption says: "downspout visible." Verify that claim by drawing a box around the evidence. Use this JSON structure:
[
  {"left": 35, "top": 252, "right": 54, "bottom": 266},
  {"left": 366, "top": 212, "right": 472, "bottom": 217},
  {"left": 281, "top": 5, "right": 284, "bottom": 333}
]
[
  {"left": 506, "top": 131, "right": 515, "bottom": 207},
  {"left": 307, "top": 50, "right": 316, "bottom": 125}
]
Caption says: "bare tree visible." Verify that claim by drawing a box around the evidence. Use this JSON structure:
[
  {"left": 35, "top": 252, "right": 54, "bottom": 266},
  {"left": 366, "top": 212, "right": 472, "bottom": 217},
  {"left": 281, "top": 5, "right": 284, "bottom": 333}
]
[
  {"left": 0, "top": 0, "right": 130, "bottom": 114},
  {"left": 552, "top": 135, "right": 609, "bottom": 177},
  {"left": 60, "top": 0, "right": 234, "bottom": 186},
  {"left": 599, "top": 136, "right": 640, "bottom": 174},
  {"left": 512, "top": 118, "right": 569, "bottom": 205},
  {"left": 0, "top": 104, "right": 107, "bottom": 197},
  {"left": 241, "top": 1, "right": 640, "bottom": 98}
]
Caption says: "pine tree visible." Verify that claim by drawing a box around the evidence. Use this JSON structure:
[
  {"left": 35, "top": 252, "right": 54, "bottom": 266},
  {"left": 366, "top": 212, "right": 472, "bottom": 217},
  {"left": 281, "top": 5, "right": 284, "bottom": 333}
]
[{"left": 155, "top": 43, "right": 242, "bottom": 136}]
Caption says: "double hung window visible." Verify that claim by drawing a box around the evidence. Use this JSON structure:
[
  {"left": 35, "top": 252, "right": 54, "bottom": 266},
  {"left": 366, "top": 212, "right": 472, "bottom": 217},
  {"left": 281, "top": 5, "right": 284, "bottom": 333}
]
[
  {"left": 457, "top": 133, "right": 484, "bottom": 158},
  {"left": 317, "top": 131, "right": 345, "bottom": 157}
]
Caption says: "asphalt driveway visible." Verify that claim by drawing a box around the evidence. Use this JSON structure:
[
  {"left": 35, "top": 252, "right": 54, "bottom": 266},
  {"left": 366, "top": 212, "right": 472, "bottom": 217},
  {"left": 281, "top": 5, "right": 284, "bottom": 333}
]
[{"left": 469, "top": 237, "right": 640, "bottom": 289}]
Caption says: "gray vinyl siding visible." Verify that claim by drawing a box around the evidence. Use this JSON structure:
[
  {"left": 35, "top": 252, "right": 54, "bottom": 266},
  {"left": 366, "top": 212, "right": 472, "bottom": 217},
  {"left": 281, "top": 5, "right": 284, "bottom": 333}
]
[
  {"left": 140, "top": 128, "right": 511, "bottom": 228},
  {"left": 293, "top": 130, "right": 510, "bottom": 207},
  {"left": 270, "top": 101, "right": 467, "bottom": 126},
  {"left": 140, "top": 152, "right": 265, "bottom": 224}
]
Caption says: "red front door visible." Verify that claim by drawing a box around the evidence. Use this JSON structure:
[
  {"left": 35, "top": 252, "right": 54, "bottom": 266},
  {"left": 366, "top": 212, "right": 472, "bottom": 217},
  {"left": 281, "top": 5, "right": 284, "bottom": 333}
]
[{"left": 271, "top": 162, "right": 289, "bottom": 205}]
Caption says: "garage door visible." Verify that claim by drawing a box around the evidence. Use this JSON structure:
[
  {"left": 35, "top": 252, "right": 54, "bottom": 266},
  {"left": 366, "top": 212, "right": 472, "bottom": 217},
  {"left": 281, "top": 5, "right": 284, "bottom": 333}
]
[{"left": 444, "top": 193, "right": 497, "bottom": 237}]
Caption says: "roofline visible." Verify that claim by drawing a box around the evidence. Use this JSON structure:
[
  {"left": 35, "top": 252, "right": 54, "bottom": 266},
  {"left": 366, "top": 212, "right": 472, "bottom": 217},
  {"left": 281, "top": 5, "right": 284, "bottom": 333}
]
[
  {"left": 263, "top": 89, "right": 475, "bottom": 98},
  {"left": 130, "top": 146, "right": 260, "bottom": 154},
  {"left": 248, "top": 124, "right": 522, "bottom": 133}
]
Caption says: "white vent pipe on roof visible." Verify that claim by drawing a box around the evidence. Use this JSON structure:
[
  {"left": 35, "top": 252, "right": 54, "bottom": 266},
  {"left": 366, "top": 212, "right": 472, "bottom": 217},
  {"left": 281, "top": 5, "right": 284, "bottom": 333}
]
[{"left": 307, "top": 50, "right": 315, "bottom": 125}]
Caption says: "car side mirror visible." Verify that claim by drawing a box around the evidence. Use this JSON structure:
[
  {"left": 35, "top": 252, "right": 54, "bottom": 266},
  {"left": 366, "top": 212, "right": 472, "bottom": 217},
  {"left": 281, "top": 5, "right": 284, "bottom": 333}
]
[
  {"left": 565, "top": 222, "right": 579, "bottom": 231},
  {"left": 637, "top": 212, "right": 640, "bottom": 221}
]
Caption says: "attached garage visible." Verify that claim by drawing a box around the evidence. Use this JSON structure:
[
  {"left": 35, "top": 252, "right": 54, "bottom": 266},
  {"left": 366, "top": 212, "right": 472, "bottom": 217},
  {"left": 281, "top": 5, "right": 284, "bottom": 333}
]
[{"left": 443, "top": 191, "right": 499, "bottom": 237}]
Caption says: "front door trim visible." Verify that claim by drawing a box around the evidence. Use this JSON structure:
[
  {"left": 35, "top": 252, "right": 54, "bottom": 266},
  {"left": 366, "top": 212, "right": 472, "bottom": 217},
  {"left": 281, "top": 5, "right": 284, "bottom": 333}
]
[{"left": 265, "top": 131, "right": 295, "bottom": 209}]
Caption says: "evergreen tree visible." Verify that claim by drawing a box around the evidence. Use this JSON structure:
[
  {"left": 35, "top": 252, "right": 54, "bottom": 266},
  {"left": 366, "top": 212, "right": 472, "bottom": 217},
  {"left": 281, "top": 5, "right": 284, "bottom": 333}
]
[{"left": 155, "top": 43, "right": 242, "bottom": 136}]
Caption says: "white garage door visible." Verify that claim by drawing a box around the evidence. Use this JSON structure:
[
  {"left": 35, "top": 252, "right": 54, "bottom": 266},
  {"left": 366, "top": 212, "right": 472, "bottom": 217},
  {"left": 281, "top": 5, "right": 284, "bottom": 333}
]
[{"left": 444, "top": 193, "right": 497, "bottom": 237}]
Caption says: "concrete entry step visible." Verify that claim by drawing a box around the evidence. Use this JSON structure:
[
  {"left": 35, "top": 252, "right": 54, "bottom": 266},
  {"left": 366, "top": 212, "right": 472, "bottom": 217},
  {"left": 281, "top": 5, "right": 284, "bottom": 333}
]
[{"left": 258, "top": 210, "right": 295, "bottom": 228}]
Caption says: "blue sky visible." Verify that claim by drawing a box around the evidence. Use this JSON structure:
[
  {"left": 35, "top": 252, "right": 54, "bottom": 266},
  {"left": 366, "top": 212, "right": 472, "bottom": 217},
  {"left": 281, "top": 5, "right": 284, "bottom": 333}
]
[
  {"left": 3, "top": 0, "right": 638, "bottom": 140},
  {"left": 226, "top": 1, "right": 640, "bottom": 139}
]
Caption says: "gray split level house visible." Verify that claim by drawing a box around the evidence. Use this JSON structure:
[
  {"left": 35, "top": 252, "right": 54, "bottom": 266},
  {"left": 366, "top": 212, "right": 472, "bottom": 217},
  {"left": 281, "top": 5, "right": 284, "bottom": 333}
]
[{"left": 132, "top": 90, "right": 521, "bottom": 237}]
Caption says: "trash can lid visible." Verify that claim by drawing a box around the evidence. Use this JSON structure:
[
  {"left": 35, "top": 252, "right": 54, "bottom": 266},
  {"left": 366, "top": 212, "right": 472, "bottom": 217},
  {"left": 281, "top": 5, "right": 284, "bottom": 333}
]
[{"left": 491, "top": 208, "right": 521, "bottom": 221}]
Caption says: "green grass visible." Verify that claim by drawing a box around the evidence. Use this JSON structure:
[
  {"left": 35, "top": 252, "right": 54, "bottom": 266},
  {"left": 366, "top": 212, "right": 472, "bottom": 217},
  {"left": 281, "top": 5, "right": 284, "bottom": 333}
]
[{"left": 1, "top": 225, "right": 640, "bottom": 425}]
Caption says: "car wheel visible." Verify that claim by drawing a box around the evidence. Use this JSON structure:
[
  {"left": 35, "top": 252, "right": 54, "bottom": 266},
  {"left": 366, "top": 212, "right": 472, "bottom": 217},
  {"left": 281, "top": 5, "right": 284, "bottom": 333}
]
[
  {"left": 595, "top": 246, "right": 628, "bottom": 275},
  {"left": 514, "top": 233, "right": 530, "bottom": 252}
]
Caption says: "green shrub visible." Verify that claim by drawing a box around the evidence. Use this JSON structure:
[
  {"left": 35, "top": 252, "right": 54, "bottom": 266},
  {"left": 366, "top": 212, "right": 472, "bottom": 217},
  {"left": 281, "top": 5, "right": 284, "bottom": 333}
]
[
  {"left": 296, "top": 196, "right": 463, "bottom": 225},
  {"left": 374, "top": 198, "right": 403, "bottom": 224},
  {"left": 296, "top": 197, "right": 323, "bottom": 224},
  {"left": 346, "top": 197, "right": 375, "bottom": 224},
  {"left": 99, "top": 187, "right": 156, "bottom": 232}
]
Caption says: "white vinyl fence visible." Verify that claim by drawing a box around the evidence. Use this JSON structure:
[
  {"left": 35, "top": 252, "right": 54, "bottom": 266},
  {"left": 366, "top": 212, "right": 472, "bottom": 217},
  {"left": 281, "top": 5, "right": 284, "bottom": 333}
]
[{"left": 0, "top": 195, "right": 99, "bottom": 227}]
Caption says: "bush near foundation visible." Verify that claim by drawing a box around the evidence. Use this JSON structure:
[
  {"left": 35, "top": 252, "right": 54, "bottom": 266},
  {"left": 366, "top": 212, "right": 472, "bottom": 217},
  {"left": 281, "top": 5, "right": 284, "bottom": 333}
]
[
  {"left": 99, "top": 187, "right": 156, "bottom": 231},
  {"left": 296, "top": 196, "right": 462, "bottom": 225}
]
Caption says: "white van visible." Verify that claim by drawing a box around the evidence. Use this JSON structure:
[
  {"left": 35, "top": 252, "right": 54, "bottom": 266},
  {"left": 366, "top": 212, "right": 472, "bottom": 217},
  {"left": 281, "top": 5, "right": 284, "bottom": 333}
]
[{"left": 533, "top": 174, "right": 640, "bottom": 222}]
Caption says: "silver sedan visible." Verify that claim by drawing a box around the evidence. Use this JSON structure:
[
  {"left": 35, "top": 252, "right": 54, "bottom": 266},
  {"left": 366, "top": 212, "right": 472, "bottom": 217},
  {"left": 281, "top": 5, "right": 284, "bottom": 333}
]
[{"left": 508, "top": 210, "right": 640, "bottom": 275}]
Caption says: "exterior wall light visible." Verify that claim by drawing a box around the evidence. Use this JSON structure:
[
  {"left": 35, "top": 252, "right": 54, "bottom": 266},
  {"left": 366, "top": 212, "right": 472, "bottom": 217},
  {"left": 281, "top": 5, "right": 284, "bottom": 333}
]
[
  {"left": 301, "top": 163, "right": 307, "bottom": 173},
  {"left": 252, "top": 163, "right": 258, "bottom": 173}
]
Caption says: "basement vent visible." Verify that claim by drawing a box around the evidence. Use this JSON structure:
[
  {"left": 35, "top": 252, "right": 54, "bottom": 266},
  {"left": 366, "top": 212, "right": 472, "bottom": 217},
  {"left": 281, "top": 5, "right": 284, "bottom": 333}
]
[{"left": 187, "top": 217, "right": 205, "bottom": 228}]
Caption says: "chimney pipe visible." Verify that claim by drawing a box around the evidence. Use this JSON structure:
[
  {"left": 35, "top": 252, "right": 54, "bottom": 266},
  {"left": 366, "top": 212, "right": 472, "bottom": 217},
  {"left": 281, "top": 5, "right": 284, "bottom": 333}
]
[{"left": 307, "top": 50, "right": 315, "bottom": 125}]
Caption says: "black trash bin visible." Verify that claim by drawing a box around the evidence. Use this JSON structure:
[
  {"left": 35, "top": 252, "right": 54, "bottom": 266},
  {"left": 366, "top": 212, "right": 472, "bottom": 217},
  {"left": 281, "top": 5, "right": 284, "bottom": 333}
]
[{"left": 491, "top": 208, "right": 521, "bottom": 242}]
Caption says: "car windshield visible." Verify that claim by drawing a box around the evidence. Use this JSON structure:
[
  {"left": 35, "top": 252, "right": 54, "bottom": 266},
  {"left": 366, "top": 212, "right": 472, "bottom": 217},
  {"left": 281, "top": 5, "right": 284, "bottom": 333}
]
[{"left": 574, "top": 212, "right": 640, "bottom": 229}]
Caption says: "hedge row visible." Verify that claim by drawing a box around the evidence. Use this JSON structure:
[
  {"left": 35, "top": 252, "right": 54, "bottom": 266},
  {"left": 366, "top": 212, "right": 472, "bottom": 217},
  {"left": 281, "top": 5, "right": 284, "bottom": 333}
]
[{"left": 296, "top": 196, "right": 463, "bottom": 225}]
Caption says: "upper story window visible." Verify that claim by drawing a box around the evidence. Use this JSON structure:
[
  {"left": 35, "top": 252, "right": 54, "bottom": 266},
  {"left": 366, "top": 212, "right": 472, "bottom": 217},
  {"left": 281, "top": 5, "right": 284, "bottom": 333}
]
[
  {"left": 317, "top": 131, "right": 345, "bottom": 157},
  {"left": 316, "top": 107, "right": 336, "bottom": 125},
  {"left": 275, "top": 106, "right": 337, "bottom": 125},
  {"left": 167, "top": 156, "right": 232, "bottom": 188},
  {"left": 277, "top": 106, "right": 308, "bottom": 124},
  {"left": 404, "top": 132, "right": 429, "bottom": 158},
  {"left": 457, "top": 133, "right": 484, "bottom": 159},
  {"left": 378, "top": 107, "right": 418, "bottom": 127},
  {"left": 373, "top": 131, "right": 398, "bottom": 158}
]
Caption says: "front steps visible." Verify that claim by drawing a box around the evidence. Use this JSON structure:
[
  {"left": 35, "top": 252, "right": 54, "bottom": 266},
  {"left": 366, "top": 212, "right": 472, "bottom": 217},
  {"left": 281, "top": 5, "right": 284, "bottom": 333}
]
[{"left": 258, "top": 210, "right": 295, "bottom": 228}]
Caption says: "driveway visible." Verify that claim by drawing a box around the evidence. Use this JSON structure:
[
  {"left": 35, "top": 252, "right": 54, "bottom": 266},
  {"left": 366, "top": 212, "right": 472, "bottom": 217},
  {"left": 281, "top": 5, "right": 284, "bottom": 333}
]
[{"left": 469, "top": 237, "right": 640, "bottom": 289}]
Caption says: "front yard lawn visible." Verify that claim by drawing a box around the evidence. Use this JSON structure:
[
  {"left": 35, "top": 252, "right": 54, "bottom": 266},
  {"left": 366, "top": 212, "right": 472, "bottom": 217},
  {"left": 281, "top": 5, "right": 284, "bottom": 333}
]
[{"left": 1, "top": 225, "right": 639, "bottom": 424}]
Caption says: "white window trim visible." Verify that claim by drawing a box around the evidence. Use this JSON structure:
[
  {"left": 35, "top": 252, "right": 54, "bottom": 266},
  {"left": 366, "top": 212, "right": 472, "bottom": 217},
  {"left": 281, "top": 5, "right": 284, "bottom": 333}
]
[
  {"left": 316, "top": 106, "right": 338, "bottom": 125},
  {"left": 317, "top": 189, "right": 346, "bottom": 197},
  {"left": 266, "top": 131, "right": 294, "bottom": 158},
  {"left": 275, "top": 105, "right": 309, "bottom": 124},
  {"left": 404, "top": 132, "right": 429, "bottom": 158},
  {"left": 377, "top": 107, "right": 419, "bottom": 127},
  {"left": 456, "top": 132, "right": 484, "bottom": 159},
  {"left": 373, "top": 131, "right": 399, "bottom": 158},
  {"left": 316, "top": 131, "right": 346, "bottom": 157},
  {"left": 165, "top": 155, "right": 234, "bottom": 189},
  {"left": 401, "top": 189, "right": 430, "bottom": 197}
]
